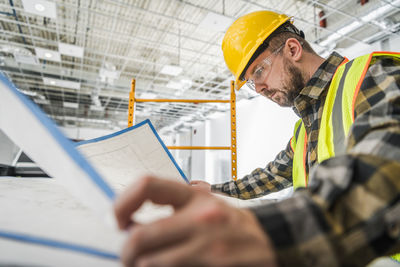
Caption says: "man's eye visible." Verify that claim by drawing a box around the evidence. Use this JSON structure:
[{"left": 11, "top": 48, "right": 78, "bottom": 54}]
[{"left": 254, "top": 67, "right": 264, "bottom": 78}]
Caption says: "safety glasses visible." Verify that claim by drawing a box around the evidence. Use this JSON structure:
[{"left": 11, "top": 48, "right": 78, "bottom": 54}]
[{"left": 244, "top": 44, "right": 285, "bottom": 92}]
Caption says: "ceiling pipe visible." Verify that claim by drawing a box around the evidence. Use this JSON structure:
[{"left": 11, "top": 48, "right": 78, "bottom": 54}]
[{"left": 8, "top": 0, "right": 27, "bottom": 45}]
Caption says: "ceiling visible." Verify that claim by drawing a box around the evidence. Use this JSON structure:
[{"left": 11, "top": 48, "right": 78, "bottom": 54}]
[{"left": 1, "top": 0, "right": 399, "bottom": 135}]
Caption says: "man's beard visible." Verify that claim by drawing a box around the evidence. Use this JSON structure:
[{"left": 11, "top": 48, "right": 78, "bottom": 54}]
[{"left": 269, "top": 58, "right": 306, "bottom": 107}]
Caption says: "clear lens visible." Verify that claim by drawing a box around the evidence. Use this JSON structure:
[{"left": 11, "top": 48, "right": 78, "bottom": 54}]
[
  {"left": 246, "top": 80, "right": 256, "bottom": 91},
  {"left": 246, "top": 63, "right": 271, "bottom": 91},
  {"left": 244, "top": 44, "right": 284, "bottom": 92}
]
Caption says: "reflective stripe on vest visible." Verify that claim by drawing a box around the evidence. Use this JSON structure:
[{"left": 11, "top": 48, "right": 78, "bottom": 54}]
[
  {"left": 291, "top": 119, "right": 307, "bottom": 189},
  {"left": 291, "top": 52, "right": 400, "bottom": 189}
]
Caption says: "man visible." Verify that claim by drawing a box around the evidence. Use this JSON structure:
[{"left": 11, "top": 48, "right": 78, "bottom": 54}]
[{"left": 114, "top": 11, "right": 400, "bottom": 266}]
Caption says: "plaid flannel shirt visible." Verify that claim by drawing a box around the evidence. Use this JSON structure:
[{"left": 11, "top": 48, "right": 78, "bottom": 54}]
[{"left": 212, "top": 52, "right": 400, "bottom": 266}]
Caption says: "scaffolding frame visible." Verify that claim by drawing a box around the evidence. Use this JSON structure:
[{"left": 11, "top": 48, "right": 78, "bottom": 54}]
[{"left": 128, "top": 79, "right": 237, "bottom": 180}]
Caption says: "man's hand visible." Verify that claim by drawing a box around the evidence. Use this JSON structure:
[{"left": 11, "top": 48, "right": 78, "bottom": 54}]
[
  {"left": 190, "top": 180, "right": 211, "bottom": 192},
  {"left": 114, "top": 176, "right": 278, "bottom": 267}
]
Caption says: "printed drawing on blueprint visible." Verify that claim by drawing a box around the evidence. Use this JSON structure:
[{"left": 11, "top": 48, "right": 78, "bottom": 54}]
[{"left": 76, "top": 119, "right": 188, "bottom": 193}]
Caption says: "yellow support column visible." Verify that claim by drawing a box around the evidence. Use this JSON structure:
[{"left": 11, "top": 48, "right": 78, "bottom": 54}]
[
  {"left": 230, "top": 81, "right": 237, "bottom": 180},
  {"left": 128, "top": 79, "right": 136, "bottom": 127}
]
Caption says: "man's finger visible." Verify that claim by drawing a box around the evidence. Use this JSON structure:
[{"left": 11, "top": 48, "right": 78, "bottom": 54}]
[
  {"left": 122, "top": 210, "right": 196, "bottom": 263},
  {"left": 124, "top": 232, "right": 205, "bottom": 267},
  {"left": 114, "top": 176, "right": 193, "bottom": 229}
]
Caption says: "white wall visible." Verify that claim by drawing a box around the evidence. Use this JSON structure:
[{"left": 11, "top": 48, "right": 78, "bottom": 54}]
[
  {"left": 175, "top": 130, "right": 192, "bottom": 179},
  {"left": 205, "top": 112, "right": 231, "bottom": 184},
  {"left": 236, "top": 97, "right": 298, "bottom": 178},
  {"left": 389, "top": 35, "right": 400, "bottom": 52}
]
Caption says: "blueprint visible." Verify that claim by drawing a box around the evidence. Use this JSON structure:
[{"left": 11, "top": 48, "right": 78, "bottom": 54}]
[
  {"left": 76, "top": 120, "right": 188, "bottom": 223},
  {"left": 77, "top": 120, "right": 187, "bottom": 193}
]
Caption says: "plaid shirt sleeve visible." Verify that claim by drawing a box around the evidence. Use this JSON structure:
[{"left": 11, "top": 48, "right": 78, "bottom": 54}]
[
  {"left": 211, "top": 139, "right": 294, "bottom": 199},
  {"left": 251, "top": 55, "right": 400, "bottom": 267}
]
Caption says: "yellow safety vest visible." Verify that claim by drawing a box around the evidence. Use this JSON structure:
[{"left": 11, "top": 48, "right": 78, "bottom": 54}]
[
  {"left": 291, "top": 51, "right": 400, "bottom": 189},
  {"left": 290, "top": 51, "right": 400, "bottom": 261}
]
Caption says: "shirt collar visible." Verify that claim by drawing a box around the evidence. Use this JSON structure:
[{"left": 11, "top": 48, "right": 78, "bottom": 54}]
[
  {"left": 292, "top": 52, "right": 345, "bottom": 118},
  {"left": 298, "top": 52, "right": 345, "bottom": 99}
]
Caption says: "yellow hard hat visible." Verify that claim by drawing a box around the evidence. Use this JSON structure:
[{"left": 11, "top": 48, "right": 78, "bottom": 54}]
[{"left": 222, "top": 11, "right": 290, "bottom": 90}]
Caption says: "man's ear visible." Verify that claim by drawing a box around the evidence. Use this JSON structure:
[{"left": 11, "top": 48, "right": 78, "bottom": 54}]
[{"left": 284, "top": 38, "right": 302, "bottom": 62}]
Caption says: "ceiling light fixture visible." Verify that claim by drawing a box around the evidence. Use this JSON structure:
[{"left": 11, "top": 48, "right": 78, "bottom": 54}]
[
  {"left": 21, "top": 0, "right": 57, "bottom": 19},
  {"left": 43, "top": 77, "right": 80, "bottom": 90},
  {"left": 14, "top": 54, "right": 39, "bottom": 65},
  {"left": 198, "top": 11, "right": 234, "bottom": 32},
  {"left": 207, "top": 111, "right": 225, "bottom": 119},
  {"left": 166, "top": 81, "right": 183, "bottom": 90},
  {"left": 160, "top": 65, "right": 183, "bottom": 76},
  {"left": 180, "top": 116, "right": 193, "bottom": 122},
  {"left": 167, "top": 78, "right": 192, "bottom": 90},
  {"left": 99, "top": 62, "right": 120, "bottom": 85},
  {"left": 59, "top": 43, "right": 84, "bottom": 58},
  {"left": 35, "top": 48, "right": 61, "bottom": 62},
  {"left": 140, "top": 92, "right": 157, "bottom": 98},
  {"left": 180, "top": 78, "right": 192, "bottom": 89},
  {"left": 63, "top": 102, "right": 79, "bottom": 109},
  {"left": 18, "top": 89, "right": 37, "bottom": 96},
  {"left": 34, "top": 3, "right": 45, "bottom": 12},
  {"left": 34, "top": 98, "right": 49, "bottom": 105},
  {"left": 174, "top": 90, "right": 183, "bottom": 96}
]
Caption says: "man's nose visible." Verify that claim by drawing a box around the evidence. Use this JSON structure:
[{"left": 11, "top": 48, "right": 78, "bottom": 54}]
[{"left": 255, "top": 82, "right": 267, "bottom": 94}]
